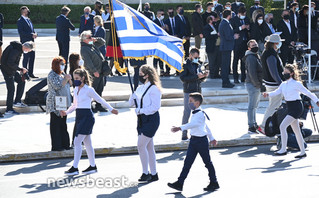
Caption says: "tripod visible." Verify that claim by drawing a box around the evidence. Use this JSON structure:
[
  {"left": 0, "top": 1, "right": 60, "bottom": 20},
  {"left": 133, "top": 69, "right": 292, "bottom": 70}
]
[{"left": 308, "top": 102, "right": 319, "bottom": 133}]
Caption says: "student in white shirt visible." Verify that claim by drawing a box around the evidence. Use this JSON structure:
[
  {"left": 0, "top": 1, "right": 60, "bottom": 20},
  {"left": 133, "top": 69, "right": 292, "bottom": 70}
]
[
  {"left": 61, "top": 69, "right": 118, "bottom": 175},
  {"left": 263, "top": 65, "right": 319, "bottom": 158},
  {"left": 168, "top": 93, "right": 219, "bottom": 192},
  {"left": 129, "top": 65, "right": 162, "bottom": 182}
]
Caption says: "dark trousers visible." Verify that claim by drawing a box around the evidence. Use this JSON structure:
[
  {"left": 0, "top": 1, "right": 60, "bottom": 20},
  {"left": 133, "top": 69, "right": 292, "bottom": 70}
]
[
  {"left": 178, "top": 136, "right": 217, "bottom": 185},
  {"left": 133, "top": 66, "right": 140, "bottom": 91},
  {"left": 2, "top": 71, "right": 25, "bottom": 111},
  {"left": 92, "top": 74, "right": 104, "bottom": 108},
  {"left": 153, "top": 58, "right": 164, "bottom": 71},
  {"left": 184, "top": 39, "right": 190, "bottom": 59},
  {"left": 22, "top": 50, "right": 35, "bottom": 76},
  {"left": 279, "top": 45, "right": 294, "bottom": 66},
  {"left": 221, "top": 50, "right": 232, "bottom": 85},
  {"left": 57, "top": 41, "right": 70, "bottom": 72},
  {"left": 233, "top": 41, "right": 247, "bottom": 82},
  {"left": 207, "top": 48, "right": 220, "bottom": 78},
  {"left": 50, "top": 112, "right": 70, "bottom": 150}
]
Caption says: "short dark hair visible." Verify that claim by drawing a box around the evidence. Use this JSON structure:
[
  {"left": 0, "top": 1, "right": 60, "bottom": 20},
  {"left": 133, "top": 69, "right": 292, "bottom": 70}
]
[
  {"left": 189, "top": 92, "right": 204, "bottom": 105},
  {"left": 167, "top": 7, "right": 174, "bottom": 11},
  {"left": 61, "top": 6, "right": 71, "bottom": 15},
  {"left": 190, "top": 48, "right": 200, "bottom": 55},
  {"left": 238, "top": 6, "right": 246, "bottom": 14},
  {"left": 157, "top": 9, "right": 164, "bottom": 13},
  {"left": 195, "top": 4, "right": 201, "bottom": 10},
  {"left": 223, "top": 10, "right": 232, "bottom": 18},
  {"left": 206, "top": 15, "right": 213, "bottom": 24},
  {"left": 291, "top": 2, "right": 298, "bottom": 7},
  {"left": 176, "top": 5, "right": 183, "bottom": 10},
  {"left": 206, "top": 2, "right": 214, "bottom": 7}
]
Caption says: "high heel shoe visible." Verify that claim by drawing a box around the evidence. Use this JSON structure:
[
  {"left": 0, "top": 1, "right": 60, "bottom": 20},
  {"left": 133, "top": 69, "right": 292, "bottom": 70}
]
[
  {"left": 274, "top": 151, "right": 287, "bottom": 156},
  {"left": 295, "top": 153, "right": 307, "bottom": 159}
]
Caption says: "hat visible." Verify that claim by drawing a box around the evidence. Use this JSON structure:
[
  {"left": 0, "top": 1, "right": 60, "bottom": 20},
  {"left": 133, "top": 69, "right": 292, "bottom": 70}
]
[{"left": 265, "top": 34, "right": 285, "bottom": 43}]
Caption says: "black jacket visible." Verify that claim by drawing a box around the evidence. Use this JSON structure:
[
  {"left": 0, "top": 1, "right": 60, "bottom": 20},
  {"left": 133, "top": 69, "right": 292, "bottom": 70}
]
[
  {"left": 262, "top": 22, "right": 276, "bottom": 38},
  {"left": 261, "top": 48, "right": 284, "bottom": 86},
  {"left": 191, "top": 12, "right": 204, "bottom": 36},
  {"left": 180, "top": 59, "right": 202, "bottom": 93},
  {"left": 230, "top": 15, "right": 250, "bottom": 43},
  {"left": 231, "top": 2, "right": 245, "bottom": 14},
  {"left": 56, "top": 14, "right": 75, "bottom": 42},
  {"left": 203, "top": 24, "right": 218, "bottom": 53},
  {"left": 250, "top": 21, "right": 264, "bottom": 43},
  {"left": 0, "top": 41, "right": 23, "bottom": 76},
  {"left": 243, "top": 50, "right": 262, "bottom": 88},
  {"left": 202, "top": 11, "right": 213, "bottom": 26},
  {"left": 276, "top": 19, "right": 298, "bottom": 46},
  {"left": 175, "top": 15, "right": 191, "bottom": 38}
]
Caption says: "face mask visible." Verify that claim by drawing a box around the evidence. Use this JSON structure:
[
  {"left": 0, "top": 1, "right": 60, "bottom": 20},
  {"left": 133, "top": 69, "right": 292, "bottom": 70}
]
[
  {"left": 88, "top": 41, "right": 94, "bottom": 45},
  {"left": 258, "top": 19, "right": 263, "bottom": 25},
  {"left": 145, "top": 6, "right": 149, "bottom": 11},
  {"left": 139, "top": 75, "right": 146, "bottom": 84},
  {"left": 283, "top": 73, "right": 291, "bottom": 80},
  {"left": 226, "top": 7, "right": 231, "bottom": 10},
  {"left": 159, "top": 15, "right": 164, "bottom": 20},
  {"left": 169, "top": 12, "right": 174, "bottom": 17},
  {"left": 192, "top": 58, "right": 199, "bottom": 64},
  {"left": 311, "top": 7, "right": 315, "bottom": 12},
  {"left": 276, "top": 42, "right": 282, "bottom": 49},
  {"left": 23, "top": 50, "right": 29, "bottom": 54},
  {"left": 179, "top": 9, "right": 184, "bottom": 15},
  {"left": 269, "top": 18, "right": 274, "bottom": 24},
  {"left": 200, "top": 8, "right": 204, "bottom": 13},
  {"left": 255, "top": 3, "right": 259, "bottom": 6},
  {"left": 295, "top": 7, "right": 299, "bottom": 12},
  {"left": 251, "top": 46, "right": 259, "bottom": 53},
  {"left": 60, "top": 64, "right": 65, "bottom": 72},
  {"left": 74, "top": 80, "right": 82, "bottom": 87},
  {"left": 213, "top": 1, "right": 217, "bottom": 4},
  {"left": 236, "top": 2, "right": 240, "bottom": 5},
  {"left": 188, "top": 102, "right": 196, "bottom": 110},
  {"left": 79, "top": 59, "right": 84, "bottom": 66},
  {"left": 283, "top": 14, "right": 290, "bottom": 20},
  {"left": 85, "top": 12, "right": 89, "bottom": 15},
  {"left": 240, "top": 15, "right": 245, "bottom": 20}
]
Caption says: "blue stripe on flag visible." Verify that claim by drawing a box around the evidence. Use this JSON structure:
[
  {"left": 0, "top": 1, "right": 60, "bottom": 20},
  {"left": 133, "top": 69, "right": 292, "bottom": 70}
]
[{"left": 115, "top": 17, "right": 127, "bottom": 31}]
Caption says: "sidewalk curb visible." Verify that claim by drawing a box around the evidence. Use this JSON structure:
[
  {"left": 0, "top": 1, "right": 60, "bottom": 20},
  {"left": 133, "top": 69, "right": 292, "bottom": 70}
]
[{"left": 1, "top": 135, "right": 318, "bottom": 163}]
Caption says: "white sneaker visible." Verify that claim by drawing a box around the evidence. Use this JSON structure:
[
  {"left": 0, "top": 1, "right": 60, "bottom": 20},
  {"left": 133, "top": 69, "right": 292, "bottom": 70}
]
[{"left": 13, "top": 102, "right": 28, "bottom": 108}]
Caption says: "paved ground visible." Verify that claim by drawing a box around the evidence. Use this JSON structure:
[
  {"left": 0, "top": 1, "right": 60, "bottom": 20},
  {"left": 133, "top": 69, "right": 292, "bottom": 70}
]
[{"left": 1, "top": 144, "right": 319, "bottom": 198}]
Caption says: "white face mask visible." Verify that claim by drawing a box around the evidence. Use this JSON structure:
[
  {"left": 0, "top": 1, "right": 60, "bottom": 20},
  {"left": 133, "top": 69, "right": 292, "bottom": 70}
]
[
  {"left": 60, "top": 64, "right": 65, "bottom": 72},
  {"left": 88, "top": 41, "right": 94, "bottom": 45},
  {"left": 159, "top": 15, "right": 164, "bottom": 20},
  {"left": 276, "top": 42, "right": 282, "bottom": 49},
  {"left": 23, "top": 50, "right": 29, "bottom": 54},
  {"left": 225, "top": 6, "right": 231, "bottom": 10},
  {"left": 295, "top": 7, "right": 299, "bottom": 12},
  {"left": 79, "top": 59, "right": 84, "bottom": 66},
  {"left": 311, "top": 7, "right": 315, "bottom": 12},
  {"left": 240, "top": 15, "right": 245, "bottom": 20},
  {"left": 213, "top": 1, "right": 217, "bottom": 4},
  {"left": 200, "top": 8, "right": 203, "bottom": 13},
  {"left": 258, "top": 19, "right": 263, "bottom": 24}
]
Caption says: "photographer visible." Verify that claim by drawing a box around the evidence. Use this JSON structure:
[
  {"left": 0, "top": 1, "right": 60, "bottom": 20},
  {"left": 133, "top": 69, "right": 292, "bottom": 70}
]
[
  {"left": 180, "top": 48, "right": 209, "bottom": 140},
  {"left": 0, "top": 41, "right": 34, "bottom": 115}
]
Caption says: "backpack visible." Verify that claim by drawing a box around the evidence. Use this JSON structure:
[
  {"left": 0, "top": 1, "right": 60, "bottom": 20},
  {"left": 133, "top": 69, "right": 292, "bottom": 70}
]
[
  {"left": 265, "top": 103, "right": 288, "bottom": 137},
  {"left": 24, "top": 78, "right": 48, "bottom": 112}
]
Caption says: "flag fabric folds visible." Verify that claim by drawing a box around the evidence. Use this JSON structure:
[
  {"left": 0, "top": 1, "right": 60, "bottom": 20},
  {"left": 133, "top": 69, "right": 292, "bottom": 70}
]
[{"left": 111, "top": 0, "right": 184, "bottom": 72}]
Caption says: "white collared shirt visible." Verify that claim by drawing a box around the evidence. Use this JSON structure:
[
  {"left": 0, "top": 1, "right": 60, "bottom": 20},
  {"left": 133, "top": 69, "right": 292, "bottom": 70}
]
[
  {"left": 269, "top": 78, "right": 319, "bottom": 102},
  {"left": 129, "top": 81, "right": 162, "bottom": 115},
  {"left": 94, "top": 26, "right": 100, "bottom": 35},
  {"left": 66, "top": 85, "right": 113, "bottom": 114},
  {"left": 22, "top": 15, "right": 33, "bottom": 29},
  {"left": 180, "top": 107, "right": 214, "bottom": 141},
  {"left": 284, "top": 19, "right": 291, "bottom": 33}
]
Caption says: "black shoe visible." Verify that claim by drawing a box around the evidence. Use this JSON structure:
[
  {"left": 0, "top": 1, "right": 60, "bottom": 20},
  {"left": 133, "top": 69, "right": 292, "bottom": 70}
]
[
  {"left": 222, "top": 83, "right": 235, "bottom": 88},
  {"left": 149, "top": 173, "right": 159, "bottom": 182},
  {"left": 0, "top": 113, "right": 4, "bottom": 118},
  {"left": 234, "top": 79, "right": 240, "bottom": 84},
  {"left": 64, "top": 146, "right": 73, "bottom": 150},
  {"left": 204, "top": 181, "right": 220, "bottom": 191},
  {"left": 82, "top": 165, "right": 98, "bottom": 174},
  {"left": 65, "top": 166, "right": 79, "bottom": 176},
  {"left": 29, "top": 74, "right": 39, "bottom": 78},
  {"left": 295, "top": 153, "right": 307, "bottom": 159},
  {"left": 51, "top": 148, "right": 65, "bottom": 151},
  {"left": 97, "top": 107, "right": 108, "bottom": 112},
  {"left": 248, "top": 127, "right": 258, "bottom": 134},
  {"left": 274, "top": 151, "right": 287, "bottom": 156},
  {"left": 138, "top": 173, "right": 151, "bottom": 182},
  {"left": 167, "top": 181, "right": 183, "bottom": 191}
]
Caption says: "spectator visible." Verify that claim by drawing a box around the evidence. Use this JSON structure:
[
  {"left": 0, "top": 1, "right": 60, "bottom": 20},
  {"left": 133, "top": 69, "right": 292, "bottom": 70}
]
[
  {"left": 56, "top": 6, "right": 75, "bottom": 72},
  {"left": 46, "top": 56, "right": 72, "bottom": 151},
  {"left": 175, "top": 5, "right": 191, "bottom": 58},
  {"left": 203, "top": 16, "right": 218, "bottom": 79},
  {"left": 258, "top": 34, "right": 284, "bottom": 134},
  {"left": 287, "top": 0, "right": 299, "bottom": 10},
  {"left": 179, "top": 48, "right": 209, "bottom": 140},
  {"left": 212, "top": 12, "right": 222, "bottom": 79},
  {"left": 224, "top": 2, "right": 236, "bottom": 18},
  {"left": 17, "top": 6, "right": 38, "bottom": 79},
  {"left": 243, "top": 39, "right": 262, "bottom": 134},
  {"left": 263, "top": 13, "right": 276, "bottom": 38},
  {"left": 130, "top": 59, "right": 147, "bottom": 90},
  {"left": 212, "top": 0, "right": 224, "bottom": 16},
  {"left": 250, "top": 0, "right": 264, "bottom": 18},
  {"left": 0, "top": 41, "right": 34, "bottom": 114},
  {"left": 230, "top": 6, "right": 250, "bottom": 83},
  {"left": 311, "top": 2, "right": 319, "bottom": 57},
  {"left": 276, "top": 10, "right": 298, "bottom": 66},
  {"left": 202, "top": 2, "right": 214, "bottom": 26},
  {"left": 92, "top": 0, "right": 104, "bottom": 16},
  {"left": 93, "top": 15, "right": 106, "bottom": 57},
  {"left": 153, "top": 9, "right": 166, "bottom": 76},
  {"left": 69, "top": 52, "right": 83, "bottom": 84},
  {"left": 142, "top": 2, "right": 155, "bottom": 20},
  {"left": 298, "top": 5, "right": 309, "bottom": 44},
  {"left": 164, "top": 8, "right": 176, "bottom": 36},
  {"left": 79, "top": 6, "right": 94, "bottom": 35},
  {"left": 0, "top": 13, "right": 3, "bottom": 43},
  {"left": 290, "top": 2, "right": 299, "bottom": 29},
  {"left": 103, "top": 4, "right": 111, "bottom": 46},
  {"left": 250, "top": 13, "right": 265, "bottom": 53},
  {"left": 80, "top": 31, "right": 107, "bottom": 113},
  {"left": 231, "top": 0, "right": 245, "bottom": 15},
  {"left": 192, "top": 4, "right": 204, "bottom": 49},
  {"left": 219, "top": 10, "right": 238, "bottom": 88}
]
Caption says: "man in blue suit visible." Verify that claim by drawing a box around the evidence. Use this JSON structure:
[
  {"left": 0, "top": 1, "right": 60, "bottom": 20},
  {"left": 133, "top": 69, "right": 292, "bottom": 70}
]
[
  {"left": 175, "top": 5, "right": 191, "bottom": 59},
  {"left": 79, "top": 6, "right": 94, "bottom": 35},
  {"left": 219, "top": 10, "right": 239, "bottom": 88},
  {"left": 164, "top": 8, "right": 176, "bottom": 36},
  {"left": 17, "top": 6, "right": 38, "bottom": 78},
  {"left": 56, "top": 6, "right": 75, "bottom": 73}
]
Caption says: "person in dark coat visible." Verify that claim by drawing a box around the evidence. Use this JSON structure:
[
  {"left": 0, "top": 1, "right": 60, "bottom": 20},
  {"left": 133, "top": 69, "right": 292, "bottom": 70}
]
[
  {"left": 17, "top": 6, "right": 38, "bottom": 78},
  {"left": 92, "top": 15, "right": 106, "bottom": 57},
  {"left": 298, "top": 5, "right": 309, "bottom": 44},
  {"left": 0, "top": 13, "right": 3, "bottom": 43},
  {"left": 212, "top": 0, "right": 224, "bottom": 16},
  {"left": 231, "top": 0, "right": 245, "bottom": 15},
  {"left": 164, "top": 8, "right": 176, "bottom": 36},
  {"left": 250, "top": 0, "right": 264, "bottom": 18},
  {"left": 142, "top": 2, "right": 155, "bottom": 20},
  {"left": 289, "top": 2, "right": 299, "bottom": 30},
  {"left": 230, "top": 6, "right": 250, "bottom": 83},
  {"left": 192, "top": 4, "right": 204, "bottom": 49},
  {"left": 250, "top": 13, "right": 265, "bottom": 53},
  {"left": 153, "top": 9, "right": 166, "bottom": 76},
  {"left": 202, "top": 2, "right": 214, "bottom": 26},
  {"left": 175, "top": 5, "right": 191, "bottom": 58},
  {"left": 56, "top": 6, "right": 75, "bottom": 72},
  {"left": 0, "top": 41, "right": 34, "bottom": 114},
  {"left": 79, "top": 6, "right": 94, "bottom": 35},
  {"left": 263, "top": 13, "right": 276, "bottom": 38}
]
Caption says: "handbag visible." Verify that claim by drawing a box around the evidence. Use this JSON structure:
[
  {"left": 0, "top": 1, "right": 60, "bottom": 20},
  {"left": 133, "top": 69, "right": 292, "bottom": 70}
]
[{"left": 101, "top": 60, "right": 111, "bottom": 76}]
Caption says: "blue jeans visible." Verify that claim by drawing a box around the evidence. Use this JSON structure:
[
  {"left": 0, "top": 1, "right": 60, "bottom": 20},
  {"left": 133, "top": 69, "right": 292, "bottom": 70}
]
[{"left": 246, "top": 83, "right": 260, "bottom": 128}]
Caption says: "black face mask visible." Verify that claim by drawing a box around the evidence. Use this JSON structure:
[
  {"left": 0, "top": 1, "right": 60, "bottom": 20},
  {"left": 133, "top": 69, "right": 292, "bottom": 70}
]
[
  {"left": 269, "top": 18, "right": 274, "bottom": 24},
  {"left": 145, "top": 6, "right": 149, "bottom": 11},
  {"left": 255, "top": 3, "right": 259, "bottom": 6},
  {"left": 27, "top": 10, "right": 30, "bottom": 17},
  {"left": 283, "top": 15, "right": 290, "bottom": 20},
  {"left": 169, "top": 12, "right": 174, "bottom": 17},
  {"left": 251, "top": 46, "right": 259, "bottom": 53},
  {"left": 283, "top": 73, "right": 291, "bottom": 80},
  {"left": 179, "top": 9, "right": 184, "bottom": 15},
  {"left": 139, "top": 75, "right": 146, "bottom": 84}
]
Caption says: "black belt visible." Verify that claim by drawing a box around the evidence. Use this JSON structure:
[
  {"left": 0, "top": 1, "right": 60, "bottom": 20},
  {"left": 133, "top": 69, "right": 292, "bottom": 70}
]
[{"left": 190, "top": 135, "right": 207, "bottom": 140}]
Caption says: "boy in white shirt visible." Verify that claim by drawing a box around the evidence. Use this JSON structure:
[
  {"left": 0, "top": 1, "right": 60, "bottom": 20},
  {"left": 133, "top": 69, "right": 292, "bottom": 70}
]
[{"left": 168, "top": 92, "right": 219, "bottom": 192}]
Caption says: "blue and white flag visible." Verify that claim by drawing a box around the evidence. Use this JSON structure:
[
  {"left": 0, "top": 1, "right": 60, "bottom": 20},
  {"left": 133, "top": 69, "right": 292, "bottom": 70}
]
[{"left": 111, "top": 0, "right": 184, "bottom": 72}]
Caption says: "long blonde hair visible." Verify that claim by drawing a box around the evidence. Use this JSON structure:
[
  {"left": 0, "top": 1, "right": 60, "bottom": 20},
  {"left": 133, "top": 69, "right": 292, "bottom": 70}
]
[{"left": 140, "top": 65, "right": 162, "bottom": 90}]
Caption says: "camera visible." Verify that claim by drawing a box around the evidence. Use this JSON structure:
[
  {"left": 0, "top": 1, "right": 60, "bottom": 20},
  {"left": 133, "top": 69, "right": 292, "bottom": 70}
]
[{"left": 291, "top": 42, "right": 311, "bottom": 62}]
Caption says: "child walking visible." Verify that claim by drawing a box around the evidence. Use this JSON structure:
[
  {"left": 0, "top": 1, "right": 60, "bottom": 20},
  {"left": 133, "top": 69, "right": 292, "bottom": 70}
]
[
  {"left": 168, "top": 92, "right": 219, "bottom": 192},
  {"left": 61, "top": 69, "right": 118, "bottom": 175}
]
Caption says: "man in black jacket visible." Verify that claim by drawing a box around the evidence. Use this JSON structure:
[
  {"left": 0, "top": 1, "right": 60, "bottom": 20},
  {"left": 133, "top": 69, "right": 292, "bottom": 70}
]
[
  {"left": 192, "top": 4, "right": 204, "bottom": 49},
  {"left": 153, "top": 9, "right": 166, "bottom": 76},
  {"left": 202, "top": 2, "right": 214, "bottom": 26},
  {"left": 0, "top": 41, "right": 34, "bottom": 115},
  {"left": 180, "top": 48, "right": 209, "bottom": 140},
  {"left": 175, "top": 5, "right": 191, "bottom": 58},
  {"left": 230, "top": 6, "right": 250, "bottom": 83},
  {"left": 231, "top": 0, "right": 245, "bottom": 15}
]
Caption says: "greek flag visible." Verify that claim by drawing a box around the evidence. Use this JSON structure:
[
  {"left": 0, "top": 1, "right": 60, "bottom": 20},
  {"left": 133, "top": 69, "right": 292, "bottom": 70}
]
[{"left": 111, "top": 0, "right": 184, "bottom": 72}]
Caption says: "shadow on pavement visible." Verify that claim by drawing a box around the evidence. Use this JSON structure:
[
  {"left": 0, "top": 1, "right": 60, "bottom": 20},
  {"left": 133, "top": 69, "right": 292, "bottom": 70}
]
[
  {"left": 96, "top": 182, "right": 151, "bottom": 198},
  {"left": 156, "top": 151, "right": 187, "bottom": 164},
  {"left": 165, "top": 191, "right": 214, "bottom": 198},
  {"left": 218, "top": 145, "right": 273, "bottom": 157},
  {"left": 247, "top": 159, "right": 311, "bottom": 173}
]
